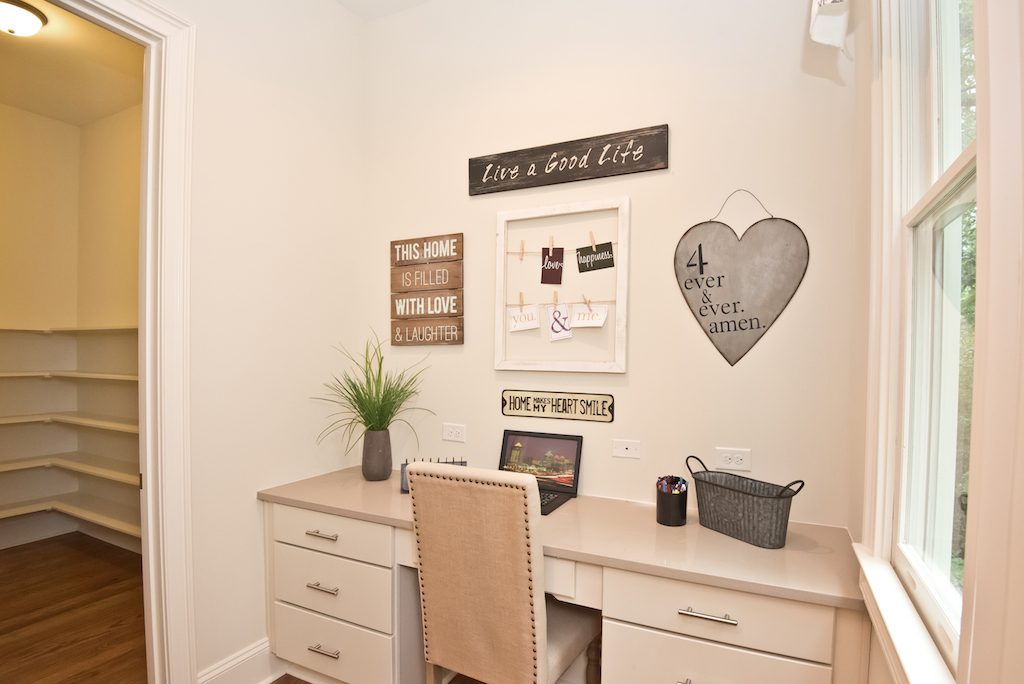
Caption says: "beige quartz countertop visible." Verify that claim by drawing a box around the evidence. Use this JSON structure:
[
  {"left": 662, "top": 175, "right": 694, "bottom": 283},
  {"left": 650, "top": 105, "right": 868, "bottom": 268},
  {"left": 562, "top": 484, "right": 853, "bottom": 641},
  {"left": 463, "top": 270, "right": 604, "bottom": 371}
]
[{"left": 258, "top": 467, "right": 864, "bottom": 611}]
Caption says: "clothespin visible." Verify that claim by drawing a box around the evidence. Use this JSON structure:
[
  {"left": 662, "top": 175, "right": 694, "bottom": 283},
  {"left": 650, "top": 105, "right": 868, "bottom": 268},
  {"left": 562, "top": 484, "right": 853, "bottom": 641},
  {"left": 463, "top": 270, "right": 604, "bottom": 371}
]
[
  {"left": 582, "top": 294, "right": 592, "bottom": 312},
  {"left": 549, "top": 235, "right": 554, "bottom": 251},
  {"left": 553, "top": 291, "right": 558, "bottom": 306},
  {"left": 519, "top": 240, "right": 525, "bottom": 262},
  {"left": 518, "top": 291, "right": 524, "bottom": 312},
  {"left": 589, "top": 231, "right": 597, "bottom": 250}
]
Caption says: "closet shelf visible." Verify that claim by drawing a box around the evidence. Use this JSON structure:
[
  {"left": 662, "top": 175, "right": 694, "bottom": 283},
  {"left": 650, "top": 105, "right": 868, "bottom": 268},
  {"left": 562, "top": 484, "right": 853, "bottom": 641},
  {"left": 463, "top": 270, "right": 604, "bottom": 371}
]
[
  {"left": 0, "top": 326, "right": 138, "bottom": 334},
  {"left": 0, "top": 371, "right": 138, "bottom": 382},
  {"left": 0, "top": 493, "right": 141, "bottom": 538},
  {"left": 0, "top": 412, "right": 139, "bottom": 434},
  {"left": 0, "top": 452, "right": 138, "bottom": 486}
]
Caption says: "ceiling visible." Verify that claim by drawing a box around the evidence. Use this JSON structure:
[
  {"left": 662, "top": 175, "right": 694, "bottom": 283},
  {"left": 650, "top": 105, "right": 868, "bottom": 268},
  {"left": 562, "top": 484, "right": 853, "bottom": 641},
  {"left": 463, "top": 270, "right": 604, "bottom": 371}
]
[
  {"left": 334, "top": 0, "right": 429, "bottom": 20},
  {"left": 0, "top": 0, "right": 143, "bottom": 126}
]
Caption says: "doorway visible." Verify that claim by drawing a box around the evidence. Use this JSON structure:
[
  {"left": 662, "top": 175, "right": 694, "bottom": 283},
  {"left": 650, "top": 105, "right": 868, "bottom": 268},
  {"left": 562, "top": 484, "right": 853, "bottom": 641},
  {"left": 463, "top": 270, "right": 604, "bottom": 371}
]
[
  {"left": 0, "top": 0, "right": 194, "bottom": 681},
  {"left": 0, "top": 0, "right": 145, "bottom": 679}
]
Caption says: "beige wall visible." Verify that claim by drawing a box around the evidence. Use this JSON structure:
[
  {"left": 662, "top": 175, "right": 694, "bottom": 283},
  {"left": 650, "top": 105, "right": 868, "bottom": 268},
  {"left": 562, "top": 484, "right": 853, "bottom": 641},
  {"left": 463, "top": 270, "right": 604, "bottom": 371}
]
[
  {"left": 103, "top": 0, "right": 870, "bottom": 673},
  {"left": 149, "top": 0, "right": 368, "bottom": 669},
  {"left": 0, "top": 104, "right": 80, "bottom": 328},
  {"left": 346, "top": 0, "right": 872, "bottom": 530},
  {"left": 78, "top": 104, "right": 141, "bottom": 327}
]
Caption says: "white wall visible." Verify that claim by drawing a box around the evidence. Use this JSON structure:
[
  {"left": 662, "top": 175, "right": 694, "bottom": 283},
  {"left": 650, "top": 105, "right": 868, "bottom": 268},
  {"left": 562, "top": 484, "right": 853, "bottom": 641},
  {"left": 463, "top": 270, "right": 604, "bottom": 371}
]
[
  {"left": 343, "top": 0, "right": 872, "bottom": 530},
  {"left": 146, "top": 0, "right": 368, "bottom": 671},
  {"left": 0, "top": 104, "right": 80, "bottom": 328},
  {"left": 78, "top": 104, "right": 141, "bottom": 327},
  {"left": 117, "top": 0, "right": 870, "bottom": 673}
]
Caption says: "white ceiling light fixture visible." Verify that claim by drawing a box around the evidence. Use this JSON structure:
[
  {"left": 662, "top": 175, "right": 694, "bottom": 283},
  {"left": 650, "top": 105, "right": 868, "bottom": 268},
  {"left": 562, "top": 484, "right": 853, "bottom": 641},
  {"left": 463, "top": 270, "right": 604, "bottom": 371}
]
[{"left": 0, "top": 0, "right": 48, "bottom": 37}]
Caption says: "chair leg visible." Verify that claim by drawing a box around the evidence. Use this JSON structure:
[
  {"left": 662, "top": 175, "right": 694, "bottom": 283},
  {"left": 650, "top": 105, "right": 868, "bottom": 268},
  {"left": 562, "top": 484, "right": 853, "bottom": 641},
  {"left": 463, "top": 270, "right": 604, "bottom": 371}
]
[
  {"left": 585, "top": 636, "right": 602, "bottom": 684},
  {"left": 425, "top": 662, "right": 445, "bottom": 684}
]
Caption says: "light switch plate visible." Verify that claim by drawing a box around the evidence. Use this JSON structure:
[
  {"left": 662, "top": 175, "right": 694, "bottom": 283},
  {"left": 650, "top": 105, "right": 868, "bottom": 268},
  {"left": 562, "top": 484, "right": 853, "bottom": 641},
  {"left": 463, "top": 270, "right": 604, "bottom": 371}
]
[{"left": 612, "top": 439, "right": 641, "bottom": 459}]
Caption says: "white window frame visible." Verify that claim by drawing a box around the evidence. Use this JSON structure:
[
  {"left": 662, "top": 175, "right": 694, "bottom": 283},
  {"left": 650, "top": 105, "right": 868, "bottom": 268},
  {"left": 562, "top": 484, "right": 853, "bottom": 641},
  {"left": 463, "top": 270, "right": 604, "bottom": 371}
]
[
  {"left": 893, "top": 148, "right": 975, "bottom": 669},
  {"left": 863, "top": 0, "right": 1024, "bottom": 682}
]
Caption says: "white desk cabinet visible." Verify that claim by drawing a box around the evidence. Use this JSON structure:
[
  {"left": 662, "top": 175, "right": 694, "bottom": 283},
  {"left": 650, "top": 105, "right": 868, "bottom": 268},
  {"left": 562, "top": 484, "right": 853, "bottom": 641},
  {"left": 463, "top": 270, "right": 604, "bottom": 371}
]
[
  {"left": 265, "top": 503, "right": 397, "bottom": 684},
  {"left": 259, "top": 468, "right": 868, "bottom": 684},
  {"left": 602, "top": 568, "right": 842, "bottom": 682}
]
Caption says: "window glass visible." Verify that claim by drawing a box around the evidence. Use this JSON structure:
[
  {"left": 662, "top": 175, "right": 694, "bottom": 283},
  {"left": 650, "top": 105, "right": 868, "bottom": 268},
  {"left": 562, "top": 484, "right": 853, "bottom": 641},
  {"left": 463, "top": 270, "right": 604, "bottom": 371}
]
[
  {"left": 902, "top": 180, "right": 976, "bottom": 621},
  {"left": 936, "top": 0, "right": 976, "bottom": 170}
]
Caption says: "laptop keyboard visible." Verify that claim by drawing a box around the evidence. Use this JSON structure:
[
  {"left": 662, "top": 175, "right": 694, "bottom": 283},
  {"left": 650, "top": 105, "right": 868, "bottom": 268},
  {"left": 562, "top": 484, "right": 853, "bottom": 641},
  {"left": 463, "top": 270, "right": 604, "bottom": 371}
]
[{"left": 540, "top": 491, "right": 558, "bottom": 506}]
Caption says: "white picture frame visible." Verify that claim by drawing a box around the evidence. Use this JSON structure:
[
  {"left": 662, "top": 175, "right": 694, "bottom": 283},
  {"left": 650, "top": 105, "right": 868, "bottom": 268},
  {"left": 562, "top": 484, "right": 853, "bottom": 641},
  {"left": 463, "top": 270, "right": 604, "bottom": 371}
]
[{"left": 494, "top": 197, "right": 630, "bottom": 373}]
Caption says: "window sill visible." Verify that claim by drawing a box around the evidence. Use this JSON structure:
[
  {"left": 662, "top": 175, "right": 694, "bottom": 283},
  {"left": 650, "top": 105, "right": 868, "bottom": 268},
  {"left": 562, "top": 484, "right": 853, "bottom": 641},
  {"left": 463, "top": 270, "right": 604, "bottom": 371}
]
[{"left": 852, "top": 544, "right": 954, "bottom": 684}]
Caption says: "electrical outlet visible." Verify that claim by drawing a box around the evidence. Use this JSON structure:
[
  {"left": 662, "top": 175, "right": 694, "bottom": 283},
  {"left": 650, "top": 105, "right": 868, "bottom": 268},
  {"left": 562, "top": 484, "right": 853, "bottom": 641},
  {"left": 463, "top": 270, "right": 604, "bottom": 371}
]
[
  {"left": 612, "top": 439, "right": 641, "bottom": 459},
  {"left": 716, "top": 446, "right": 751, "bottom": 471},
  {"left": 442, "top": 423, "right": 466, "bottom": 442}
]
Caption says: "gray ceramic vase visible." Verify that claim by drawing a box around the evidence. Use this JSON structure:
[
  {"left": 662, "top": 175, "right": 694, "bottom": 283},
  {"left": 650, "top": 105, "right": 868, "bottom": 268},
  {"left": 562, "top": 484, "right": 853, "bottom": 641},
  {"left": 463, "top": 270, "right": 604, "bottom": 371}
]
[{"left": 362, "top": 430, "right": 392, "bottom": 481}]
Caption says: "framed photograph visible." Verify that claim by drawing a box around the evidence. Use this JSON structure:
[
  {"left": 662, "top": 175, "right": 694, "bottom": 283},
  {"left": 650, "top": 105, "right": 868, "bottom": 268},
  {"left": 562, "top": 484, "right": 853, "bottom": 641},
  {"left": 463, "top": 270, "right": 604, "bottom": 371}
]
[
  {"left": 498, "top": 429, "right": 583, "bottom": 493},
  {"left": 494, "top": 197, "right": 630, "bottom": 373}
]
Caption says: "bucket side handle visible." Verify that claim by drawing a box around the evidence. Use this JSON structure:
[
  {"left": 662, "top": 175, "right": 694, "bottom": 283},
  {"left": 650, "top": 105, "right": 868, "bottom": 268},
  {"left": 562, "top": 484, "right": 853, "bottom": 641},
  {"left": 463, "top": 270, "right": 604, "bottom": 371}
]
[
  {"left": 781, "top": 480, "right": 805, "bottom": 496},
  {"left": 686, "top": 455, "right": 709, "bottom": 476}
]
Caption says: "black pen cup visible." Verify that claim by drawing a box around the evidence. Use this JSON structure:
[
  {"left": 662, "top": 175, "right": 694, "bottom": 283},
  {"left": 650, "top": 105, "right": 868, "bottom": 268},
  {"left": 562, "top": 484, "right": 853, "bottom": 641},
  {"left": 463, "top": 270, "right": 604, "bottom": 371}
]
[{"left": 656, "top": 476, "right": 688, "bottom": 526}]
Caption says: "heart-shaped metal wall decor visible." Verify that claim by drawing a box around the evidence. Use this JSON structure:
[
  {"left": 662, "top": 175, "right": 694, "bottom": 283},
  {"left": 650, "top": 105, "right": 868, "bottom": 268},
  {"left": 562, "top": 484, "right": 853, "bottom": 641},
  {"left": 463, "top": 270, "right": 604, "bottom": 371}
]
[{"left": 673, "top": 217, "right": 809, "bottom": 365}]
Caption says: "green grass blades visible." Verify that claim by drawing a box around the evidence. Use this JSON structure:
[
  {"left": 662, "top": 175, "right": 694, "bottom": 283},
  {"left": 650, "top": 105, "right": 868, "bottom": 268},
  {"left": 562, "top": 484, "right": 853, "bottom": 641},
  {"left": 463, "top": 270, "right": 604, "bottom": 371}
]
[{"left": 316, "top": 334, "right": 431, "bottom": 454}]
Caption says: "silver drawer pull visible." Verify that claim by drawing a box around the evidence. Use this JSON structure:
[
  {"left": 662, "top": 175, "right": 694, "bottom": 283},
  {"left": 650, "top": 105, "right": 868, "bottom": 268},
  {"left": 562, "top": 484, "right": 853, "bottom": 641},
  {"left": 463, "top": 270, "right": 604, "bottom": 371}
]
[
  {"left": 306, "top": 581, "right": 340, "bottom": 596},
  {"left": 677, "top": 606, "right": 738, "bottom": 626},
  {"left": 305, "top": 528, "right": 338, "bottom": 541},
  {"left": 307, "top": 643, "right": 340, "bottom": 659}
]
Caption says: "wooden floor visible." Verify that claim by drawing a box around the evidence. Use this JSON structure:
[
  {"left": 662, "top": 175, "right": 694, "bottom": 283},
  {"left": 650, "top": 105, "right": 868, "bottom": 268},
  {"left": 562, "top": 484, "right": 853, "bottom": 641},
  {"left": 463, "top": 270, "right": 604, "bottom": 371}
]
[
  {"left": 274, "top": 673, "right": 482, "bottom": 684},
  {"left": 270, "top": 671, "right": 481, "bottom": 679},
  {"left": 0, "top": 532, "right": 146, "bottom": 683}
]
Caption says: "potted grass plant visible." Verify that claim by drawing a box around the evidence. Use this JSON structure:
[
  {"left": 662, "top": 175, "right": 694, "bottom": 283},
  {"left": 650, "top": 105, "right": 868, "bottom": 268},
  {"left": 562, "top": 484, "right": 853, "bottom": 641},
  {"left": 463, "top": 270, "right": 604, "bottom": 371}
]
[{"left": 317, "top": 335, "right": 431, "bottom": 481}]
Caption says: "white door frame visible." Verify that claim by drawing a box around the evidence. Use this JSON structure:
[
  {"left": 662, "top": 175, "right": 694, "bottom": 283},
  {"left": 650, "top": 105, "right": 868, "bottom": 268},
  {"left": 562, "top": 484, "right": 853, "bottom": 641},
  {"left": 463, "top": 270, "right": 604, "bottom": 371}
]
[{"left": 55, "top": 1, "right": 196, "bottom": 681}]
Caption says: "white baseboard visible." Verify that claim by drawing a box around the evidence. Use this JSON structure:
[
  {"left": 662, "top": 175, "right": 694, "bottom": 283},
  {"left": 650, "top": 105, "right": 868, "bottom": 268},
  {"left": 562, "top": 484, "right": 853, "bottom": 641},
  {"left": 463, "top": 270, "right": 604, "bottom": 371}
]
[{"left": 198, "top": 638, "right": 283, "bottom": 684}]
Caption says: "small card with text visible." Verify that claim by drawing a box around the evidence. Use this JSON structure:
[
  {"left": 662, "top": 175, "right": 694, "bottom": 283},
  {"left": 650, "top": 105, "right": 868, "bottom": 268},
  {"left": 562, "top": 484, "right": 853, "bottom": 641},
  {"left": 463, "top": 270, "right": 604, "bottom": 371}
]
[
  {"left": 571, "top": 303, "right": 609, "bottom": 328},
  {"left": 508, "top": 305, "right": 540, "bottom": 332},
  {"left": 546, "top": 304, "right": 573, "bottom": 341},
  {"left": 541, "top": 247, "right": 565, "bottom": 284}
]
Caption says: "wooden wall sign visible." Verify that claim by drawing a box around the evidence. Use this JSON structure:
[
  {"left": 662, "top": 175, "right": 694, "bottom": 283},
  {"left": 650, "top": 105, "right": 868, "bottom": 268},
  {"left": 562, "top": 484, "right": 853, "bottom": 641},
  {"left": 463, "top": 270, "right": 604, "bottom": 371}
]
[
  {"left": 469, "top": 125, "right": 668, "bottom": 195},
  {"left": 673, "top": 217, "right": 809, "bottom": 365},
  {"left": 391, "top": 233, "right": 465, "bottom": 346},
  {"left": 501, "top": 389, "right": 615, "bottom": 423}
]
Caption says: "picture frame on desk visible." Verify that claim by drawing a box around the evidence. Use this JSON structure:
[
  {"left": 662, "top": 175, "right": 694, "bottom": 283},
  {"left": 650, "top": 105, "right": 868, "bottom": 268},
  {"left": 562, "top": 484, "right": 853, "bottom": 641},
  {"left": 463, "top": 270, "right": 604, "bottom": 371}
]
[{"left": 498, "top": 429, "right": 583, "bottom": 492}]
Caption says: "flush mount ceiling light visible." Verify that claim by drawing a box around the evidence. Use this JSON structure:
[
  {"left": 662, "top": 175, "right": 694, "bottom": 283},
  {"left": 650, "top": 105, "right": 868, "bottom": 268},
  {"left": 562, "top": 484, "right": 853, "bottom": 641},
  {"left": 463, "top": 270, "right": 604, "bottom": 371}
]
[{"left": 0, "top": 0, "right": 48, "bottom": 37}]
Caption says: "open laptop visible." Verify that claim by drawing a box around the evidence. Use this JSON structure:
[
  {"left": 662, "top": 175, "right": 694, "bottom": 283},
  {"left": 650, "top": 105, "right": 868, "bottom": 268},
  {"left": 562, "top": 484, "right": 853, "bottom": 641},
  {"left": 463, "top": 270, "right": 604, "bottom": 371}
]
[{"left": 498, "top": 430, "right": 583, "bottom": 515}]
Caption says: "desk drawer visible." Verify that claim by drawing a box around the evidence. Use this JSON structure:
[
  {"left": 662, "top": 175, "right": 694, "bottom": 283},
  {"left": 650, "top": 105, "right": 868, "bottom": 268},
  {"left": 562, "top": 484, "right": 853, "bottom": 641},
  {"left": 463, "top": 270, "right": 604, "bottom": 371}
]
[
  {"left": 273, "top": 504, "right": 392, "bottom": 567},
  {"left": 603, "top": 568, "right": 834, "bottom": 663},
  {"left": 274, "top": 542, "right": 392, "bottom": 633},
  {"left": 602, "top": 618, "right": 832, "bottom": 684},
  {"left": 274, "top": 601, "right": 393, "bottom": 684}
]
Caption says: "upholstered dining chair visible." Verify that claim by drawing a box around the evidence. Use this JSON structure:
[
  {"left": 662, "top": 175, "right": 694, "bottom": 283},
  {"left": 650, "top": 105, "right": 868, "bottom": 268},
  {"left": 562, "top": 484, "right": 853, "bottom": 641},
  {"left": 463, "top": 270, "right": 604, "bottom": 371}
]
[{"left": 408, "top": 462, "right": 601, "bottom": 684}]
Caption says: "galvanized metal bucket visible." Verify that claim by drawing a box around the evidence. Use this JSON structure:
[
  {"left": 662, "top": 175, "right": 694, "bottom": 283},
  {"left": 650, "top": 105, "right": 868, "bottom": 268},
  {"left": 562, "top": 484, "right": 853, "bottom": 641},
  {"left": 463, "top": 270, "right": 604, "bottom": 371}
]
[{"left": 686, "top": 455, "right": 804, "bottom": 549}]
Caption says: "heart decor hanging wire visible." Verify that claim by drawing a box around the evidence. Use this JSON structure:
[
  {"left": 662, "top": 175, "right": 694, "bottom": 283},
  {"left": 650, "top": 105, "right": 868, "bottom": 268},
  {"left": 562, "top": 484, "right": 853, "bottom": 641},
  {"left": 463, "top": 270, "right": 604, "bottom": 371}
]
[{"left": 673, "top": 189, "right": 809, "bottom": 366}]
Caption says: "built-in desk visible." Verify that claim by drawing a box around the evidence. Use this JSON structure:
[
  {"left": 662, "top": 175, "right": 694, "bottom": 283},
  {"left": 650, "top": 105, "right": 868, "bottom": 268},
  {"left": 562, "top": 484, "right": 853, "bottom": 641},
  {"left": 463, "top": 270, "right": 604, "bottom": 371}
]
[{"left": 258, "top": 467, "right": 867, "bottom": 684}]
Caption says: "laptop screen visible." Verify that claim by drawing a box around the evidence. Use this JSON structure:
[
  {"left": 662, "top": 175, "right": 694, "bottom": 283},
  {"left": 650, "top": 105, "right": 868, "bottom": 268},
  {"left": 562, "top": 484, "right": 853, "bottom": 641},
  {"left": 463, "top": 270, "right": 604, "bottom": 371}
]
[{"left": 498, "top": 430, "right": 583, "bottom": 495}]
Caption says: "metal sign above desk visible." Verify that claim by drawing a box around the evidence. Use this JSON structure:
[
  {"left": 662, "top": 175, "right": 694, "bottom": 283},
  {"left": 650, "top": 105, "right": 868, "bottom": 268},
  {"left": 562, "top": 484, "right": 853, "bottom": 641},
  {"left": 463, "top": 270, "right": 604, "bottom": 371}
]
[{"left": 501, "top": 389, "right": 615, "bottom": 423}]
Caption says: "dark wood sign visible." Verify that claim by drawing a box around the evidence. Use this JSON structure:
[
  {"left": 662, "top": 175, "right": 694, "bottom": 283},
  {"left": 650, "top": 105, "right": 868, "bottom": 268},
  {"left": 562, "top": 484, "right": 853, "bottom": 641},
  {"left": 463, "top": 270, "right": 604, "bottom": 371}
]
[
  {"left": 390, "top": 233, "right": 465, "bottom": 345},
  {"left": 391, "top": 233, "right": 463, "bottom": 266},
  {"left": 468, "top": 124, "right": 668, "bottom": 195},
  {"left": 390, "top": 261, "right": 464, "bottom": 293},
  {"left": 393, "top": 317, "right": 464, "bottom": 346},
  {"left": 501, "top": 389, "right": 615, "bottom": 423},
  {"left": 391, "top": 289, "right": 464, "bottom": 319}
]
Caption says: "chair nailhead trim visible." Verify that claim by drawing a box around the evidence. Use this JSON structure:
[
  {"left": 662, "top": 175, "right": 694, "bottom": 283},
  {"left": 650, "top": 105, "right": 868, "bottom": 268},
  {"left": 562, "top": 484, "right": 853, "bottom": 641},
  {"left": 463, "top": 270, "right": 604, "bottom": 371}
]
[{"left": 409, "top": 468, "right": 540, "bottom": 682}]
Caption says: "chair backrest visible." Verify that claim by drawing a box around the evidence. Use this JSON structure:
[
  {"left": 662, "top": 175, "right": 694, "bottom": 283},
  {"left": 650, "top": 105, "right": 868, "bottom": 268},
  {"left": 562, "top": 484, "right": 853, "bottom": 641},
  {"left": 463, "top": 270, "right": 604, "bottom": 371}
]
[{"left": 408, "top": 461, "right": 549, "bottom": 684}]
